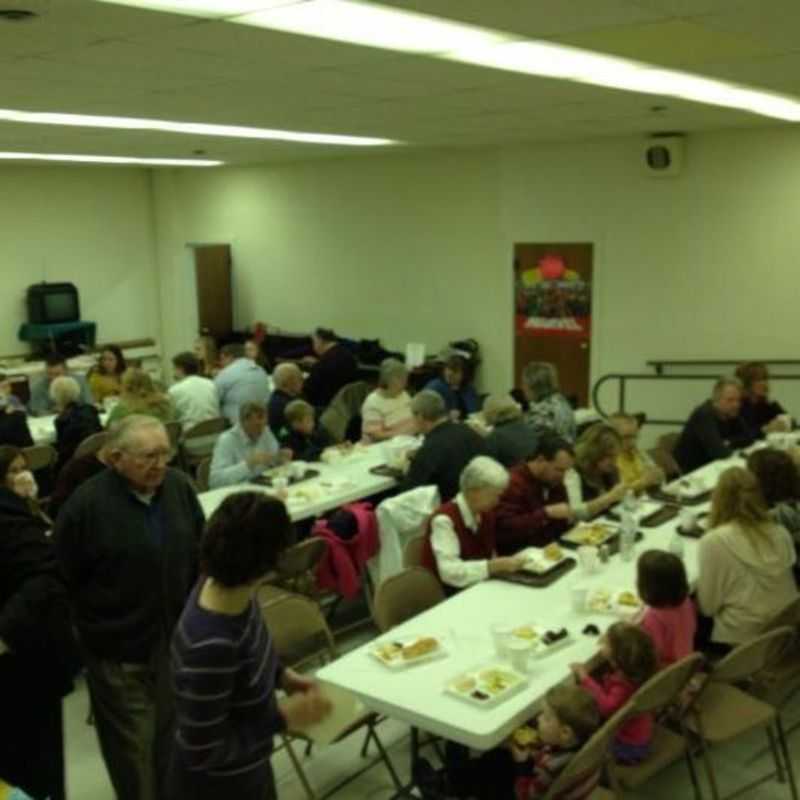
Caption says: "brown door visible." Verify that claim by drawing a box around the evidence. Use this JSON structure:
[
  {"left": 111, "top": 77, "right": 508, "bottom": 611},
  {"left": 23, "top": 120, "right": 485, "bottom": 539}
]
[
  {"left": 513, "top": 243, "right": 593, "bottom": 407},
  {"left": 194, "top": 244, "right": 233, "bottom": 339}
]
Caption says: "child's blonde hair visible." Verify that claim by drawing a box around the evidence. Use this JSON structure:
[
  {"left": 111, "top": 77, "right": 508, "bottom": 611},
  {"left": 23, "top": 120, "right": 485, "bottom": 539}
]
[
  {"left": 606, "top": 622, "right": 658, "bottom": 686},
  {"left": 285, "top": 399, "right": 314, "bottom": 426},
  {"left": 545, "top": 684, "right": 600, "bottom": 743}
]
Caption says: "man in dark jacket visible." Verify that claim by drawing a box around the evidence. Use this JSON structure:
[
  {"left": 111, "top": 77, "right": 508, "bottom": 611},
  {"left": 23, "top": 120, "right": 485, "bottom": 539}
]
[
  {"left": 303, "top": 327, "right": 358, "bottom": 408},
  {"left": 674, "top": 377, "right": 757, "bottom": 473},
  {"left": 55, "top": 415, "right": 205, "bottom": 800}
]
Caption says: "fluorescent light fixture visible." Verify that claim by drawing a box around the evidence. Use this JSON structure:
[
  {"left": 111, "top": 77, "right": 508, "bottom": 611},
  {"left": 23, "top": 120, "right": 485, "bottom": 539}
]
[
  {"left": 97, "top": 0, "right": 303, "bottom": 19},
  {"left": 0, "top": 152, "right": 222, "bottom": 166},
  {"left": 0, "top": 108, "right": 397, "bottom": 146},
  {"left": 236, "top": 0, "right": 510, "bottom": 55}
]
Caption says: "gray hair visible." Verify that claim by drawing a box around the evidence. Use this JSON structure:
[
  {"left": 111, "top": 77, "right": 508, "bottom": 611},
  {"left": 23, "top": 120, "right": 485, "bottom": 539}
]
[
  {"left": 49, "top": 375, "right": 81, "bottom": 408},
  {"left": 482, "top": 393, "right": 522, "bottom": 425},
  {"left": 460, "top": 456, "right": 509, "bottom": 492},
  {"left": 712, "top": 377, "right": 742, "bottom": 401},
  {"left": 410, "top": 389, "right": 446, "bottom": 422},
  {"left": 522, "top": 361, "right": 559, "bottom": 402},
  {"left": 239, "top": 401, "right": 267, "bottom": 424},
  {"left": 106, "top": 414, "right": 166, "bottom": 452},
  {"left": 378, "top": 358, "right": 408, "bottom": 389},
  {"left": 273, "top": 362, "right": 302, "bottom": 389}
]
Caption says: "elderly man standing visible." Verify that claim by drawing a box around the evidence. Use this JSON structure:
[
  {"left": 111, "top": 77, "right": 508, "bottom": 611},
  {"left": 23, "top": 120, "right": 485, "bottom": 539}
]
[
  {"left": 494, "top": 432, "right": 575, "bottom": 553},
  {"left": 268, "top": 362, "right": 304, "bottom": 434},
  {"left": 674, "top": 377, "right": 757, "bottom": 473},
  {"left": 28, "top": 353, "right": 92, "bottom": 416},
  {"left": 398, "top": 389, "right": 485, "bottom": 502},
  {"left": 214, "top": 343, "right": 272, "bottom": 425},
  {"left": 55, "top": 415, "right": 204, "bottom": 800},
  {"left": 209, "top": 402, "right": 290, "bottom": 489},
  {"left": 303, "top": 327, "right": 358, "bottom": 409}
]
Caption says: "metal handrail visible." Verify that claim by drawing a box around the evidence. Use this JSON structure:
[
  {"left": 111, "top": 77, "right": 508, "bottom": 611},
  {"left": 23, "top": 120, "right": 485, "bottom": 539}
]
[
  {"left": 647, "top": 359, "right": 800, "bottom": 375},
  {"left": 592, "top": 371, "right": 800, "bottom": 427}
]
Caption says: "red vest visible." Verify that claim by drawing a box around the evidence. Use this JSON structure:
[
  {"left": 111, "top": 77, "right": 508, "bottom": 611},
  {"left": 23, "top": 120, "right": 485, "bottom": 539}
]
[{"left": 421, "top": 500, "right": 496, "bottom": 587}]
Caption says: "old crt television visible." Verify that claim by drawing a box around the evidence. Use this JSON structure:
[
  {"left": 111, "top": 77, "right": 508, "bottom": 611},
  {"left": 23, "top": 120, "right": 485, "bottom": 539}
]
[{"left": 27, "top": 282, "right": 80, "bottom": 324}]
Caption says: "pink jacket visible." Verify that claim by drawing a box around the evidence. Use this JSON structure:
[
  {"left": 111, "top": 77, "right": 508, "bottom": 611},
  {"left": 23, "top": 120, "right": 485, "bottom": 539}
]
[
  {"left": 582, "top": 672, "right": 652, "bottom": 746},
  {"left": 640, "top": 599, "right": 697, "bottom": 667},
  {"left": 314, "top": 503, "right": 379, "bottom": 599}
]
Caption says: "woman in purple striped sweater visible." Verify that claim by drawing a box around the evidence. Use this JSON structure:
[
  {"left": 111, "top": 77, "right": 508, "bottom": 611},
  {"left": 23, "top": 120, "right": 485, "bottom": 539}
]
[{"left": 166, "top": 492, "right": 331, "bottom": 800}]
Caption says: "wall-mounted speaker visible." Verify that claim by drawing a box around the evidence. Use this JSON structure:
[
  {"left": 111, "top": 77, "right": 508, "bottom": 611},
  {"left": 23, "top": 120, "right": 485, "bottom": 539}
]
[{"left": 643, "top": 135, "right": 685, "bottom": 177}]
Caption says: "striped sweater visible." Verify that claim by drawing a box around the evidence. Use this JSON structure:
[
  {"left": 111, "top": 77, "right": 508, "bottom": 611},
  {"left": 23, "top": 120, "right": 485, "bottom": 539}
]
[{"left": 170, "top": 583, "right": 285, "bottom": 783}]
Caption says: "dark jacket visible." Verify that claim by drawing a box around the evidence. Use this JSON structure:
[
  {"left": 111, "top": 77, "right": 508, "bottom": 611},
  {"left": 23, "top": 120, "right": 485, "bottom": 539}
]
[
  {"left": 674, "top": 400, "right": 756, "bottom": 473},
  {"left": 54, "top": 467, "right": 204, "bottom": 663},
  {"left": 0, "top": 409, "right": 34, "bottom": 448},
  {"left": 484, "top": 419, "right": 538, "bottom": 468},
  {"left": 280, "top": 425, "right": 333, "bottom": 462},
  {"left": 268, "top": 388, "right": 294, "bottom": 435},
  {"left": 740, "top": 397, "right": 786, "bottom": 437},
  {"left": 304, "top": 344, "right": 359, "bottom": 408},
  {"left": 0, "top": 488, "right": 79, "bottom": 697},
  {"left": 424, "top": 377, "right": 480, "bottom": 417},
  {"left": 54, "top": 402, "right": 102, "bottom": 471},
  {"left": 399, "top": 420, "right": 486, "bottom": 502}
]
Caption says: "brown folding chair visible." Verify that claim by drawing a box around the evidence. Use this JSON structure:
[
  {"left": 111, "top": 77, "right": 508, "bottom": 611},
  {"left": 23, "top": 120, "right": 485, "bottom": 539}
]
[
  {"left": 74, "top": 431, "right": 109, "bottom": 460},
  {"left": 23, "top": 444, "right": 57, "bottom": 472},
  {"left": 648, "top": 432, "right": 682, "bottom": 480},
  {"left": 372, "top": 567, "right": 445, "bottom": 633},
  {"left": 686, "top": 626, "right": 798, "bottom": 800},
  {"left": 402, "top": 534, "right": 426, "bottom": 568},
  {"left": 195, "top": 457, "right": 212, "bottom": 493},
  {"left": 610, "top": 653, "right": 706, "bottom": 797},
  {"left": 275, "top": 538, "right": 328, "bottom": 598},
  {"left": 259, "top": 593, "right": 402, "bottom": 800},
  {"left": 319, "top": 380, "right": 372, "bottom": 443},
  {"left": 179, "top": 416, "right": 228, "bottom": 470}
]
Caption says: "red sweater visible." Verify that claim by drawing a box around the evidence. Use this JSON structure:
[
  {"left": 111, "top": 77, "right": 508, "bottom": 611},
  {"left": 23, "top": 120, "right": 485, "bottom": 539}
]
[
  {"left": 420, "top": 500, "right": 495, "bottom": 587},
  {"left": 582, "top": 672, "right": 653, "bottom": 746},
  {"left": 494, "top": 465, "right": 569, "bottom": 554}
]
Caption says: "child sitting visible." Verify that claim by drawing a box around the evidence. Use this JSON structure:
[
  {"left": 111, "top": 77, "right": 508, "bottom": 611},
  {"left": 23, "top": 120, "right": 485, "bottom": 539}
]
[
  {"left": 570, "top": 621, "right": 657, "bottom": 765},
  {"left": 280, "top": 399, "right": 334, "bottom": 461},
  {"left": 636, "top": 549, "right": 697, "bottom": 667}
]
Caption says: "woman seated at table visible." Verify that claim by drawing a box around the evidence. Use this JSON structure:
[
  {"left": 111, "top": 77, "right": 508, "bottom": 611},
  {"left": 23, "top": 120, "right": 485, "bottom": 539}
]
[
  {"left": 87, "top": 345, "right": 126, "bottom": 406},
  {"left": 482, "top": 393, "right": 538, "bottom": 468},
  {"left": 564, "top": 423, "right": 627, "bottom": 520},
  {"left": 421, "top": 455, "right": 528, "bottom": 593},
  {"left": 361, "top": 358, "right": 415, "bottom": 442},
  {"left": 609, "top": 412, "right": 663, "bottom": 493},
  {"left": 697, "top": 466, "right": 797, "bottom": 654},
  {"left": 747, "top": 448, "right": 800, "bottom": 544},
  {"left": 424, "top": 350, "right": 480, "bottom": 420},
  {"left": 106, "top": 368, "right": 175, "bottom": 427},
  {"left": 521, "top": 361, "right": 576, "bottom": 443},
  {"left": 51, "top": 376, "right": 102, "bottom": 472},
  {"left": 735, "top": 361, "right": 791, "bottom": 437}
]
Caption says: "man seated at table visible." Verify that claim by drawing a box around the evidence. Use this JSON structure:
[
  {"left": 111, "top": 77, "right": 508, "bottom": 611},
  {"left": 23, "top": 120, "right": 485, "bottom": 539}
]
[
  {"left": 209, "top": 402, "right": 289, "bottom": 489},
  {"left": 269, "top": 362, "right": 304, "bottom": 435},
  {"left": 421, "top": 456, "right": 528, "bottom": 592},
  {"left": 28, "top": 353, "right": 92, "bottom": 416},
  {"left": 214, "top": 343, "right": 272, "bottom": 425},
  {"left": 168, "top": 351, "right": 220, "bottom": 431},
  {"left": 609, "top": 412, "right": 663, "bottom": 493},
  {"left": 674, "top": 377, "right": 757, "bottom": 473},
  {"left": 303, "top": 327, "right": 359, "bottom": 409},
  {"left": 494, "top": 432, "right": 575, "bottom": 554},
  {"left": 398, "top": 390, "right": 486, "bottom": 502}
]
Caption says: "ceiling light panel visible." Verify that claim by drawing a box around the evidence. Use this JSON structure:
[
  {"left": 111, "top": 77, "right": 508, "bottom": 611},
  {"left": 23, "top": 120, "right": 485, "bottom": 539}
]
[
  {"left": 96, "top": 1, "right": 304, "bottom": 19},
  {"left": 0, "top": 152, "right": 222, "bottom": 166}
]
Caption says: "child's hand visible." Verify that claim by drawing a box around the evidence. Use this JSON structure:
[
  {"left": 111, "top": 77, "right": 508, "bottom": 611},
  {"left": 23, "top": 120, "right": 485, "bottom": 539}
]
[{"left": 569, "top": 662, "right": 588, "bottom": 681}]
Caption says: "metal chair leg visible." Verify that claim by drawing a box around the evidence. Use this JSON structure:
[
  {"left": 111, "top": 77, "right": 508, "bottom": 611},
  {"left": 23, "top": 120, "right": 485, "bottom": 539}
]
[
  {"left": 776, "top": 715, "right": 800, "bottom": 800},
  {"left": 766, "top": 724, "right": 786, "bottom": 783},
  {"left": 698, "top": 739, "right": 722, "bottom": 800},
  {"left": 281, "top": 734, "right": 316, "bottom": 800},
  {"left": 368, "top": 726, "right": 404, "bottom": 792},
  {"left": 684, "top": 746, "right": 704, "bottom": 800}
]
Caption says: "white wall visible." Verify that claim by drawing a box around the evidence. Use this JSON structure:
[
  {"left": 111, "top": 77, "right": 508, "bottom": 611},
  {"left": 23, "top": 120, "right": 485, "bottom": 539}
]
[
  {"left": 151, "top": 125, "right": 800, "bottom": 432},
  {"left": 0, "top": 165, "right": 160, "bottom": 356}
]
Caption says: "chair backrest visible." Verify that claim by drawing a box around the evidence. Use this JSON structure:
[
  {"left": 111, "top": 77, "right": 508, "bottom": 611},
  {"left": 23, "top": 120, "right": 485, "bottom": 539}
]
[
  {"left": 258, "top": 591, "right": 337, "bottom": 669},
  {"left": 658, "top": 432, "right": 680, "bottom": 453},
  {"left": 74, "top": 431, "right": 110, "bottom": 460},
  {"left": 648, "top": 447, "right": 681, "bottom": 480},
  {"left": 320, "top": 381, "right": 372, "bottom": 442},
  {"left": 23, "top": 444, "right": 57, "bottom": 472},
  {"left": 629, "top": 652, "right": 705, "bottom": 716},
  {"left": 182, "top": 416, "right": 228, "bottom": 440},
  {"left": 403, "top": 535, "right": 425, "bottom": 568},
  {"left": 195, "top": 457, "right": 212, "bottom": 492},
  {"left": 765, "top": 596, "right": 800, "bottom": 632},
  {"left": 373, "top": 567, "right": 445, "bottom": 632},
  {"left": 276, "top": 537, "right": 328, "bottom": 580},
  {"left": 711, "top": 625, "right": 795, "bottom": 684},
  {"left": 165, "top": 420, "right": 182, "bottom": 451}
]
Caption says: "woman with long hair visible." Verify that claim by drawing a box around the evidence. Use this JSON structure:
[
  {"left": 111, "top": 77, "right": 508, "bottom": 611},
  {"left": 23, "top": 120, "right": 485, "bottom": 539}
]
[
  {"left": 697, "top": 466, "right": 797, "bottom": 651},
  {"left": 107, "top": 368, "right": 175, "bottom": 426},
  {"left": 88, "top": 345, "right": 127, "bottom": 405}
]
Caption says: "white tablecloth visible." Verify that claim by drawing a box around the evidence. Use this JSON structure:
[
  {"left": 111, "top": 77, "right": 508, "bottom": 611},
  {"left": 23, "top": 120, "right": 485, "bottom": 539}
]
[{"left": 29, "top": 411, "right": 109, "bottom": 445}]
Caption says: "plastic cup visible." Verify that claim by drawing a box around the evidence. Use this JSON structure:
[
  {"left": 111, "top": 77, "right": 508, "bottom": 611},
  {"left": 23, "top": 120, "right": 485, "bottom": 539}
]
[
  {"left": 490, "top": 622, "right": 513, "bottom": 660},
  {"left": 273, "top": 476, "right": 288, "bottom": 492},
  {"left": 507, "top": 639, "right": 532, "bottom": 673},
  {"left": 577, "top": 546, "right": 600, "bottom": 574}
]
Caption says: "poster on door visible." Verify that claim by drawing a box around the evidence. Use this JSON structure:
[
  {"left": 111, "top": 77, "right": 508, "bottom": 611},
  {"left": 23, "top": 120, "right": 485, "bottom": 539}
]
[{"left": 514, "top": 250, "right": 592, "bottom": 339}]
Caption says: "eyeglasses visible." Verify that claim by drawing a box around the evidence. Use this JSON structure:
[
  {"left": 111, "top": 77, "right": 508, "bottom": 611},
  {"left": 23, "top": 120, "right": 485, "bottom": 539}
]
[{"left": 124, "top": 448, "right": 175, "bottom": 465}]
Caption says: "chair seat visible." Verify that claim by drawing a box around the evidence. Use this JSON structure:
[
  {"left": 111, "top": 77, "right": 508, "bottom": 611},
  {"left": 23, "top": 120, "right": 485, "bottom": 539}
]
[
  {"left": 754, "top": 649, "right": 800, "bottom": 698},
  {"left": 591, "top": 788, "right": 616, "bottom": 799},
  {"left": 687, "top": 683, "right": 775, "bottom": 742},
  {"left": 615, "top": 724, "right": 687, "bottom": 788}
]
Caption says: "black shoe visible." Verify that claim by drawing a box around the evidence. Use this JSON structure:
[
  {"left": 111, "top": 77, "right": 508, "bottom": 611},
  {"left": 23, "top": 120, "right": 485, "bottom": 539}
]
[{"left": 413, "top": 757, "right": 450, "bottom": 800}]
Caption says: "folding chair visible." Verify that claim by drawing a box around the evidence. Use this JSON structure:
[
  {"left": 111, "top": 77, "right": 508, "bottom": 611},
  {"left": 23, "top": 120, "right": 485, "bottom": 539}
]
[
  {"left": 195, "top": 457, "right": 212, "bottom": 493},
  {"left": 373, "top": 567, "right": 445, "bottom": 633},
  {"left": 179, "top": 416, "right": 228, "bottom": 470},
  {"left": 23, "top": 443, "right": 57, "bottom": 472},
  {"left": 403, "top": 535, "right": 426, "bottom": 568},
  {"left": 74, "top": 431, "right": 109, "bottom": 460}
]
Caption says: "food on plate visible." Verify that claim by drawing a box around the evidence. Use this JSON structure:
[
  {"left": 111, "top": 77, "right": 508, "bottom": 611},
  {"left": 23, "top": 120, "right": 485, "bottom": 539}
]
[
  {"left": 542, "top": 628, "right": 569, "bottom": 646},
  {"left": 582, "top": 624, "right": 600, "bottom": 636},
  {"left": 452, "top": 676, "right": 476, "bottom": 694},
  {"left": 588, "top": 589, "right": 611, "bottom": 612},
  {"left": 617, "top": 591, "right": 641, "bottom": 608},
  {"left": 574, "top": 524, "right": 610, "bottom": 546},
  {"left": 543, "top": 542, "right": 563, "bottom": 562},
  {"left": 401, "top": 636, "right": 439, "bottom": 660},
  {"left": 513, "top": 725, "right": 539, "bottom": 747},
  {"left": 374, "top": 642, "right": 403, "bottom": 662},
  {"left": 511, "top": 625, "right": 539, "bottom": 641},
  {"left": 478, "top": 668, "right": 518, "bottom": 694},
  {"left": 471, "top": 690, "right": 490, "bottom": 702}
]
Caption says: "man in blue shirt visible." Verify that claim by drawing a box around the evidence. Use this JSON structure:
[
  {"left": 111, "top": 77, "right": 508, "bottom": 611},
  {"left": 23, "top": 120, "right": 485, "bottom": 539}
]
[
  {"left": 209, "top": 402, "right": 290, "bottom": 488},
  {"left": 28, "top": 354, "right": 92, "bottom": 416},
  {"left": 214, "top": 344, "right": 272, "bottom": 425}
]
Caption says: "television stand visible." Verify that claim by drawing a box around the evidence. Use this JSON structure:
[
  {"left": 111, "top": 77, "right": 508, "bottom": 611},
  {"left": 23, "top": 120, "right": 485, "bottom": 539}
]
[{"left": 18, "top": 320, "right": 97, "bottom": 357}]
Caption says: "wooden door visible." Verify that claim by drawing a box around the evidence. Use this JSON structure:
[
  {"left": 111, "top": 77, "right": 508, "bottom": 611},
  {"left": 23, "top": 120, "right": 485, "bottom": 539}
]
[
  {"left": 513, "top": 243, "right": 593, "bottom": 407},
  {"left": 194, "top": 245, "right": 233, "bottom": 339}
]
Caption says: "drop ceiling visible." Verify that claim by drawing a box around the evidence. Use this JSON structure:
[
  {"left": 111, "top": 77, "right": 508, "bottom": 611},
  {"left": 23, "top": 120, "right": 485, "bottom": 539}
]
[{"left": 0, "top": 0, "right": 798, "bottom": 164}]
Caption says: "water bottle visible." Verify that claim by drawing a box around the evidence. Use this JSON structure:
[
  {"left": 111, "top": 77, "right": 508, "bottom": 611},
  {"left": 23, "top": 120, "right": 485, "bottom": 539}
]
[{"left": 619, "top": 509, "right": 636, "bottom": 562}]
